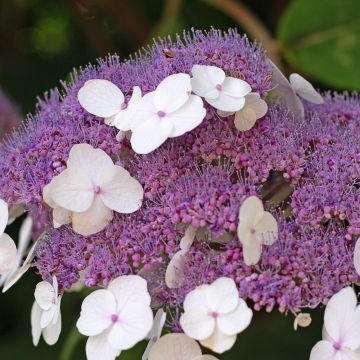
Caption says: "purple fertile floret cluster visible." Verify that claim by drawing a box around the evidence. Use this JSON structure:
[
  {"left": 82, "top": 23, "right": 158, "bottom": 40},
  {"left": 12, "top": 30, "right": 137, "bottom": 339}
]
[{"left": 0, "top": 29, "right": 359, "bottom": 323}]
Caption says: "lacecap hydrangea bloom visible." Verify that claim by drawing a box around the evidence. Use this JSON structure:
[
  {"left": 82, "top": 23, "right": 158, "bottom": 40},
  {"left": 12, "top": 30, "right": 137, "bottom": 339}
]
[{"left": 0, "top": 28, "right": 359, "bottom": 359}]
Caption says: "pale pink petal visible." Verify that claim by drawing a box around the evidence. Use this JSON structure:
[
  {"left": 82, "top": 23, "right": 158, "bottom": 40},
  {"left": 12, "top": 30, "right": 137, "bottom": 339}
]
[
  {"left": 217, "top": 299, "right": 252, "bottom": 336},
  {"left": 107, "top": 275, "right": 151, "bottom": 310},
  {"left": 148, "top": 333, "right": 202, "bottom": 360},
  {"left": 221, "top": 77, "right": 251, "bottom": 98},
  {"left": 238, "top": 196, "right": 265, "bottom": 226},
  {"left": 154, "top": 73, "right": 191, "bottom": 113},
  {"left": 207, "top": 92, "right": 246, "bottom": 112},
  {"left": 109, "top": 302, "right": 153, "bottom": 350},
  {"left": 76, "top": 289, "right": 116, "bottom": 336},
  {"left": 191, "top": 65, "right": 225, "bottom": 99},
  {"left": 242, "top": 235, "right": 263, "bottom": 266},
  {"left": 246, "top": 93, "right": 268, "bottom": 119},
  {"left": 204, "top": 277, "right": 239, "bottom": 315},
  {"left": 0, "top": 233, "right": 17, "bottom": 274},
  {"left": 180, "top": 309, "right": 215, "bottom": 341},
  {"left": 86, "top": 329, "right": 121, "bottom": 360},
  {"left": 309, "top": 340, "right": 337, "bottom": 360},
  {"left": 354, "top": 238, "right": 360, "bottom": 275},
  {"left": 179, "top": 225, "right": 197, "bottom": 251},
  {"left": 289, "top": 73, "right": 324, "bottom": 104},
  {"left": 0, "top": 199, "right": 8, "bottom": 236},
  {"left": 131, "top": 116, "right": 173, "bottom": 154},
  {"left": 78, "top": 79, "right": 124, "bottom": 117},
  {"left": 294, "top": 313, "right": 312, "bottom": 330},
  {"left": 200, "top": 327, "right": 237, "bottom": 354},
  {"left": 234, "top": 108, "right": 257, "bottom": 131},
  {"left": 72, "top": 196, "right": 113, "bottom": 236},
  {"left": 53, "top": 207, "right": 71, "bottom": 228},
  {"left": 49, "top": 168, "right": 94, "bottom": 212},
  {"left": 165, "top": 250, "right": 188, "bottom": 289},
  {"left": 31, "top": 301, "right": 42, "bottom": 346},
  {"left": 254, "top": 211, "right": 278, "bottom": 246},
  {"left": 43, "top": 183, "right": 56, "bottom": 208},
  {"left": 167, "top": 95, "right": 206, "bottom": 137},
  {"left": 98, "top": 166, "right": 143, "bottom": 214},
  {"left": 42, "top": 310, "right": 62, "bottom": 346},
  {"left": 217, "top": 110, "right": 234, "bottom": 118}
]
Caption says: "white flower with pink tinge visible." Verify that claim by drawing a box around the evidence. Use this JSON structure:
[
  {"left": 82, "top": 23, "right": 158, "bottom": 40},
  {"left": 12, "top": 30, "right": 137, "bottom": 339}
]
[
  {"left": 77, "top": 275, "right": 153, "bottom": 360},
  {"left": 354, "top": 238, "right": 360, "bottom": 276},
  {"left": 180, "top": 277, "right": 253, "bottom": 354},
  {"left": 148, "top": 333, "right": 219, "bottom": 360},
  {"left": 191, "top": 64, "right": 251, "bottom": 112},
  {"left": 310, "top": 287, "right": 360, "bottom": 360},
  {"left": 43, "top": 143, "right": 144, "bottom": 236}
]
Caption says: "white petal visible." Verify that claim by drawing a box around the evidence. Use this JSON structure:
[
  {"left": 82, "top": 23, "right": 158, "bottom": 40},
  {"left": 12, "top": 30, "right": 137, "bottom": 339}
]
[
  {"left": 130, "top": 116, "right": 173, "bottom": 154},
  {"left": 191, "top": 65, "right": 225, "bottom": 99},
  {"left": 42, "top": 309, "right": 62, "bottom": 346},
  {"left": 41, "top": 305, "right": 57, "bottom": 328},
  {"left": 53, "top": 207, "right": 71, "bottom": 228},
  {"left": 78, "top": 79, "right": 124, "bottom": 118},
  {"left": 128, "top": 86, "right": 142, "bottom": 107},
  {"left": 165, "top": 249, "right": 188, "bottom": 289},
  {"left": 200, "top": 327, "right": 237, "bottom": 354},
  {"left": 18, "top": 216, "right": 33, "bottom": 256},
  {"left": 43, "top": 183, "right": 56, "bottom": 208},
  {"left": 67, "top": 143, "right": 114, "bottom": 177},
  {"left": 324, "top": 287, "right": 360, "bottom": 350},
  {"left": 0, "top": 199, "right": 8, "bottom": 236},
  {"left": 354, "top": 238, "right": 360, "bottom": 275},
  {"left": 109, "top": 302, "right": 153, "bottom": 350},
  {"left": 77, "top": 289, "right": 116, "bottom": 336},
  {"left": 34, "top": 280, "right": 55, "bottom": 311},
  {"left": 289, "top": 73, "right": 324, "bottom": 104},
  {"left": 221, "top": 77, "right": 251, "bottom": 98},
  {"left": 108, "top": 275, "right": 151, "bottom": 310},
  {"left": 72, "top": 196, "right": 113, "bottom": 236},
  {"left": 206, "top": 92, "right": 246, "bottom": 113},
  {"left": 86, "top": 329, "right": 121, "bottom": 360},
  {"left": 167, "top": 95, "right": 206, "bottom": 138},
  {"left": 154, "top": 73, "right": 191, "bottom": 113},
  {"left": 254, "top": 211, "right": 278, "bottom": 246},
  {"left": 309, "top": 340, "right": 337, "bottom": 360},
  {"left": 180, "top": 309, "right": 215, "bottom": 341},
  {"left": 180, "top": 225, "right": 197, "bottom": 251},
  {"left": 217, "top": 299, "right": 252, "bottom": 336},
  {"left": 183, "top": 285, "right": 209, "bottom": 312},
  {"left": 31, "top": 301, "right": 42, "bottom": 346},
  {"left": 148, "top": 333, "right": 202, "bottom": 360},
  {"left": 238, "top": 196, "right": 265, "bottom": 226},
  {"left": 49, "top": 168, "right": 94, "bottom": 213},
  {"left": 294, "top": 313, "right": 312, "bottom": 331},
  {"left": 242, "top": 234, "right": 263, "bottom": 266},
  {"left": 143, "top": 309, "right": 166, "bottom": 360},
  {"left": 0, "top": 234, "right": 17, "bottom": 275},
  {"left": 98, "top": 166, "right": 143, "bottom": 214},
  {"left": 204, "top": 277, "right": 239, "bottom": 314},
  {"left": 234, "top": 108, "right": 257, "bottom": 132},
  {"left": 7, "top": 204, "right": 26, "bottom": 225}
]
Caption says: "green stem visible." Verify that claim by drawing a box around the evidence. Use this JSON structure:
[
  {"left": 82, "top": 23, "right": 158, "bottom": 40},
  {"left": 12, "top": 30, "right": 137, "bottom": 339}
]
[{"left": 60, "top": 326, "right": 83, "bottom": 360}]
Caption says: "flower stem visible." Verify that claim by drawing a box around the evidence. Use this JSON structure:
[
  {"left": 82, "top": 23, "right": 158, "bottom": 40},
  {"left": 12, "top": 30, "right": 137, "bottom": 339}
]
[{"left": 59, "top": 326, "right": 83, "bottom": 360}]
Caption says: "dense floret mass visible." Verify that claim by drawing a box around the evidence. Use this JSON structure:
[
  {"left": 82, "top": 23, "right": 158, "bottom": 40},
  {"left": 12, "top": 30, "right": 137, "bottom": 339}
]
[{"left": 0, "top": 29, "right": 359, "bottom": 325}]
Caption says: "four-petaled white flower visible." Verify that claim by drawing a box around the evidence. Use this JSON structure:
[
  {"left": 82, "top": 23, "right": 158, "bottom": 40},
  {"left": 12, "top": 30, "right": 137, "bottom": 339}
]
[
  {"left": 180, "top": 277, "right": 253, "bottom": 354},
  {"left": 293, "top": 313, "right": 312, "bottom": 331},
  {"left": 77, "top": 275, "right": 153, "bottom": 360},
  {"left": 142, "top": 309, "right": 166, "bottom": 360},
  {"left": 148, "top": 333, "right": 219, "bottom": 360},
  {"left": 269, "top": 60, "right": 324, "bottom": 119},
  {"left": 43, "top": 143, "right": 144, "bottom": 236},
  {"left": 165, "top": 225, "right": 197, "bottom": 289},
  {"left": 31, "top": 275, "right": 62, "bottom": 346},
  {"left": 354, "top": 238, "right": 360, "bottom": 276},
  {"left": 0, "top": 216, "right": 33, "bottom": 290},
  {"left": 218, "top": 92, "right": 268, "bottom": 131},
  {"left": 191, "top": 64, "right": 251, "bottom": 112},
  {"left": 237, "top": 196, "right": 278, "bottom": 266},
  {"left": 120, "top": 73, "right": 206, "bottom": 154},
  {"left": 310, "top": 287, "right": 360, "bottom": 360}
]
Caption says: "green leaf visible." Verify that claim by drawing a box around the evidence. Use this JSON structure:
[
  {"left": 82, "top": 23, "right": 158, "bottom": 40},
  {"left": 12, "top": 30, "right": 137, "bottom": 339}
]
[{"left": 278, "top": 0, "right": 360, "bottom": 90}]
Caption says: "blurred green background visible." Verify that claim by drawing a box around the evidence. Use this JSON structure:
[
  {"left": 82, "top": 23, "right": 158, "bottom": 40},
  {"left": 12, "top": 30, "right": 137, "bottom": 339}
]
[{"left": 0, "top": 0, "right": 359, "bottom": 359}]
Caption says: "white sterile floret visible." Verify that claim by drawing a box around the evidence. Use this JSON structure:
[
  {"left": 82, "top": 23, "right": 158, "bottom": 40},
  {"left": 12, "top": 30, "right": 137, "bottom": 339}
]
[
  {"left": 43, "top": 143, "right": 144, "bottom": 236},
  {"left": 191, "top": 64, "right": 251, "bottom": 112},
  {"left": 165, "top": 225, "right": 197, "bottom": 289},
  {"left": 218, "top": 92, "right": 268, "bottom": 131},
  {"left": 237, "top": 196, "right": 278, "bottom": 266},
  {"left": 31, "top": 275, "right": 62, "bottom": 346},
  {"left": 128, "top": 73, "right": 206, "bottom": 154},
  {"left": 354, "top": 238, "right": 360, "bottom": 275},
  {"left": 142, "top": 309, "right": 166, "bottom": 360},
  {"left": 77, "top": 275, "right": 153, "bottom": 360},
  {"left": 269, "top": 60, "right": 323, "bottom": 119},
  {"left": 180, "top": 277, "right": 253, "bottom": 354},
  {"left": 293, "top": 313, "right": 312, "bottom": 331},
  {"left": 148, "top": 333, "right": 219, "bottom": 360},
  {"left": 310, "top": 287, "right": 360, "bottom": 360},
  {"left": 0, "top": 216, "right": 33, "bottom": 289}
]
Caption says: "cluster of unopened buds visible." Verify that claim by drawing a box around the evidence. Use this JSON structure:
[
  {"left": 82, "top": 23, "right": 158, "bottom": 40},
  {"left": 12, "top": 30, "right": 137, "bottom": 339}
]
[{"left": 0, "top": 29, "right": 359, "bottom": 359}]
